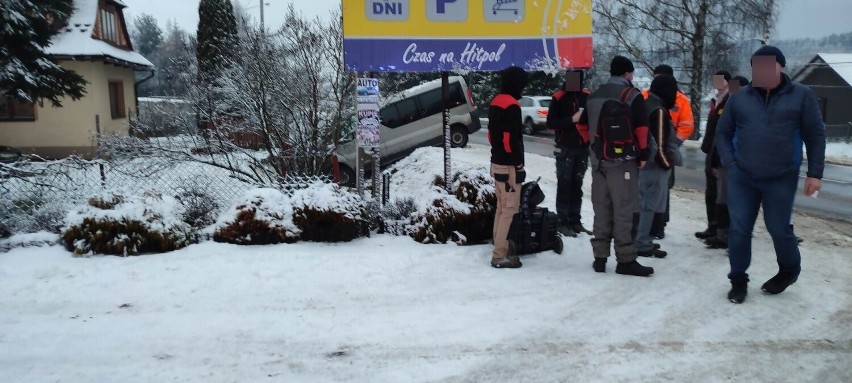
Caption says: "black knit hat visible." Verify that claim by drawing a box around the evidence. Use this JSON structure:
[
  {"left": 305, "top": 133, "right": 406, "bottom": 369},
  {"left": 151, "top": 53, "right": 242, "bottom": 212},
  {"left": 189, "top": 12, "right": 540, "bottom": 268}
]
[
  {"left": 751, "top": 45, "right": 786, "bottom": 68},
  {"left": 650, "top": 74, "right": 678, "bottom": 109},
  {"left": 714, "top": 70, "right": 732, "bottom": 82},
  {"left": 500, "top": 66, "right": 528, "bottom": 100},
  {"left": 610, "top": 56, "right": 635, "bottom": 76},
  {"left": 653, "top": 64, "right": 674, "bottom": 76}
]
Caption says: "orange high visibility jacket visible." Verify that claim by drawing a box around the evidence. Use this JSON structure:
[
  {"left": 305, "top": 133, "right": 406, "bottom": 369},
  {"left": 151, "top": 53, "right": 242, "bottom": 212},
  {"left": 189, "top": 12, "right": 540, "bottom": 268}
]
[{"left": 642, "top": 89, "right": 694, "bottom": 141}]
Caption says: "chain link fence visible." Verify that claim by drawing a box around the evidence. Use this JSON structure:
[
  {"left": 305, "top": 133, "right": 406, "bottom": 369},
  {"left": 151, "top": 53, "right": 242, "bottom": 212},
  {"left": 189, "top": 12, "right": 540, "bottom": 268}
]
[{"left": 1, "top": 150, "right": 335, "bottom": 236}]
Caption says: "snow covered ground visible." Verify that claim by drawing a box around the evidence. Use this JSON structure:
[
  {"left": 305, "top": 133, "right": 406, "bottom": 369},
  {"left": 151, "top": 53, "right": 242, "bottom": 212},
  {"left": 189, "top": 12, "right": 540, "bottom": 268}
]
[{"left": 2, "top": 144, "right": 851, "bottom": 382}]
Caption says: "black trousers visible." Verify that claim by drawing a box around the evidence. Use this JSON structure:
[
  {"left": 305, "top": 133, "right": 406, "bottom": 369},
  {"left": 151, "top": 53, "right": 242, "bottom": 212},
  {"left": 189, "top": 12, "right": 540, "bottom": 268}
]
[{"left": 555, "top": 147, "right": 589, "bottom": 226}]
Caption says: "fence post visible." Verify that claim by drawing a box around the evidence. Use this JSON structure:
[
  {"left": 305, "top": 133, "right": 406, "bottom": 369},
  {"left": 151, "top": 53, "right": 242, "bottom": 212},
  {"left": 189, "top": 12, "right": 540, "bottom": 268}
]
[
  {"left": 382, "top": 172, "right": 390, "bottom": 206},
  {"left": 95, "top": 115, "right": 106, "bottom": 187}
]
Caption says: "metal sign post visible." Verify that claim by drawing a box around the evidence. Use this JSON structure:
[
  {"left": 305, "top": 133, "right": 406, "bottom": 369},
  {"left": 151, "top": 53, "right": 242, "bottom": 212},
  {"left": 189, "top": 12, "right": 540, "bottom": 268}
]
[{"left": 442, "top": 72, "right": 451, "bottom": 191}]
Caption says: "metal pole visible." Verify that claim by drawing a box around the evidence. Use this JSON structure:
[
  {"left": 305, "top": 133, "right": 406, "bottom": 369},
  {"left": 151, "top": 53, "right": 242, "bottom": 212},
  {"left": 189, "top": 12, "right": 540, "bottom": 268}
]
[
  {"left": 441, "top": 72, "right": 451, "bottom": 192},
  {"left": 259, "top": 0, "right": 265, "bottom": 32}
]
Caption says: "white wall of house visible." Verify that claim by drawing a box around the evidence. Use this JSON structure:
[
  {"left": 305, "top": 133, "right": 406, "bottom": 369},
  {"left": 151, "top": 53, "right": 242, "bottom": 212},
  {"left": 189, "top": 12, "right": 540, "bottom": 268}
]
[{"left": 0, "top": 59, "right": 138, "bottom": 159}]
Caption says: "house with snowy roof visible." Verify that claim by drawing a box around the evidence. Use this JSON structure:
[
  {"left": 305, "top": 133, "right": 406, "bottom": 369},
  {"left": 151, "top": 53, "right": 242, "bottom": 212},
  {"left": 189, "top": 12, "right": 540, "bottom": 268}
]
[
  {"left": 792, "top": 53, "right": 852, "bottom": 141},
  {"left": 0, "top": 0, "right": 154, "bottom": 159}
]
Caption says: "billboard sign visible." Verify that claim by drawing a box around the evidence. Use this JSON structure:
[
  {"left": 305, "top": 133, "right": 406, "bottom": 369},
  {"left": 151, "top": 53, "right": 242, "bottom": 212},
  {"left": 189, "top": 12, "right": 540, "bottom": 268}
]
[{"left": 343, "top": 0, "right": 593, "bottom": 72}]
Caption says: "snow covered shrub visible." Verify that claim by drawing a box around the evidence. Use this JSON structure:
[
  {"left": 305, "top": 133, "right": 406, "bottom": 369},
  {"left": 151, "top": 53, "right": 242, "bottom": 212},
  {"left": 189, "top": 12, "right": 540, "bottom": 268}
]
[
  {"left": 175, "top": 189, "right": 219, "bottom": 229},
  {"left": 1, "top": 196, "right": 68, "bottom": 235},
  {"left": 380, "top": 197, "right": 417, "bottom": 235},
  {"left": 291, "top": 182, "right": 369, "bottom": 242},
  {"left": 409, "top": 169, "right": 496, "bottom": 244},
  {"left": 61, "top": 191, "right": 195, "bottom": 256},
  {"left": 212, "top": 188, "right": 301, "bottom": 245}
]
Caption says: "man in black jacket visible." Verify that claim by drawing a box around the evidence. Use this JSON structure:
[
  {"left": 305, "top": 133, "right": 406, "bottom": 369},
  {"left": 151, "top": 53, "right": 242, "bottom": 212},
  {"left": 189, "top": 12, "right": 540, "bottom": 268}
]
[
  {"left": 489, "top": 66, "right": 528, "bottom": 268},
  {"left": 547, "top": 70, "right": 591, "bottom": 237},
  {"left": 696, "top": 70, "right": 733, "bottom": 243}
]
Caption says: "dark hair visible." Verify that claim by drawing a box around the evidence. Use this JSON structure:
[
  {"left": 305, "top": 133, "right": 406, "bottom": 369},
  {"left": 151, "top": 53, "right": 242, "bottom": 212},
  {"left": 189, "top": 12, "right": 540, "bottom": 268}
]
[
  {"left": 610, "top": 56, "right": 635, "bottom": 76},
  {"left": 714, "top": 70, "right": 732, "bottom": 82},
  {"left": 500, "top": 66, "right": 528, "bottom": 99},
  {"left": 650, "top": 74, "right": 678, "bottom": 109},
  {"left": 653, "top": 64, "right": 674, "bottom": 76},
  {"left": 732, "top": 75, "right": 750, "bottom": 86}
]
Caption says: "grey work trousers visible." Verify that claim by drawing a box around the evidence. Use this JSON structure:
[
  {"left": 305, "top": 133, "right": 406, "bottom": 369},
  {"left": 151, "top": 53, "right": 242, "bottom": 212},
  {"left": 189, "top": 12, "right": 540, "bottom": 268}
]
[{"left": 590, "top": 160, "right": 639, "bottom": 262}]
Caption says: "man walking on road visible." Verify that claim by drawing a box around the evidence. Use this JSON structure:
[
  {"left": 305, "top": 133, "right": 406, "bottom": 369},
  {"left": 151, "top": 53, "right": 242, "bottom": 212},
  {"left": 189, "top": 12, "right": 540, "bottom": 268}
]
[{"left": 715, "top": 46, "right": 826, "bottom": 303}]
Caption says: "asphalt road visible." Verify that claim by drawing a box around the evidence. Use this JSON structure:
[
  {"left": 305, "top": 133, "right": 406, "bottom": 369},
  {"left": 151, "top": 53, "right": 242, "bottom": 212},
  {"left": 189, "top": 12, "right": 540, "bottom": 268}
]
[{"left": 470, "top": 124, "right": 852, "bottom": 222}]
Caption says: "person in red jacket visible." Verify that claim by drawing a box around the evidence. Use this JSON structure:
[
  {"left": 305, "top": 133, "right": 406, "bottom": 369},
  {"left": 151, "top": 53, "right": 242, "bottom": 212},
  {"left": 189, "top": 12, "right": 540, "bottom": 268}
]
[{"left": 488, "top": 66, "right": 528, "bottom": 268}]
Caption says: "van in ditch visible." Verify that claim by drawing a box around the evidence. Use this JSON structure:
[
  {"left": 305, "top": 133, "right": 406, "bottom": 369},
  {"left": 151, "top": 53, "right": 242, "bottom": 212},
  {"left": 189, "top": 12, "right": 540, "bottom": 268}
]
[{"left": 333, "top": 76, "right": 480, "bottom": 186}]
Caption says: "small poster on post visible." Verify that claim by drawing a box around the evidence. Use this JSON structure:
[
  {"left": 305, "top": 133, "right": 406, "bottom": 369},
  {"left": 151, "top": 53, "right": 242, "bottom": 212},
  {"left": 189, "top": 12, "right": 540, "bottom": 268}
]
[{"left": 356, "top": 78, "right": 380, "bottom": 149}]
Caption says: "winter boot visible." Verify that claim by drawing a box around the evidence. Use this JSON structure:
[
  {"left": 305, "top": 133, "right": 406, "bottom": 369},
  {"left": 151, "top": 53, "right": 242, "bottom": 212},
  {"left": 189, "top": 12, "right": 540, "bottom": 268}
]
[
  {"left": 761, "top": 272, "right": 798, "bottom": 294},
  {"left": 593, "top": 258, "right": 607, "bottom": 273},
  {"left": 491, "top": 256, "right": 522, "bottom": 269},
  {"left": 637, "top": 248, "right": 668, "bottom": 258},
  {"left": 558, "top": 224, "right": 577, "bottom": 238},
  {"left": 615, "top": 260, "right": 654, "bottom": 276},
  {"left": 728, "top": 276, "right": 749, "bottom": 303},
  {"left": 695, "top": 228, "right": 716, "bottom": 240},
  {"left": 570, "top": 223, "right": 593, "bottom": 235},
  {"left": 704, "top": 237, "right": 728, "bottom": 249}
]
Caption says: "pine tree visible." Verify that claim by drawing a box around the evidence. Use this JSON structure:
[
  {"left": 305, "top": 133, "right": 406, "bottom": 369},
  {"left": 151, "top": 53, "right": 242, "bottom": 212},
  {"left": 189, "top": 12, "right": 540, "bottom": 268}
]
[
  {"left": 0, "top": 0, "right": 87, "bottom": 106},
  {"left": 196, "top": 0, "right": 239, "bottom": 84},
  {"left": 131, "top": 14, "right": 163, "bottom": 61}
]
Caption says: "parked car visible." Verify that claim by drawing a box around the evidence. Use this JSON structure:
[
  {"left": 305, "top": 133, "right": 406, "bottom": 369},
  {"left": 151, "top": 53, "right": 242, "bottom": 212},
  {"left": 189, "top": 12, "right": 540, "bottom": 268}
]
[
  {"left": 333, "top": 76, "right": 481, "bottom": 187},
  {"left": 519, "top": 96, "right": 551, "bottom": 135}
]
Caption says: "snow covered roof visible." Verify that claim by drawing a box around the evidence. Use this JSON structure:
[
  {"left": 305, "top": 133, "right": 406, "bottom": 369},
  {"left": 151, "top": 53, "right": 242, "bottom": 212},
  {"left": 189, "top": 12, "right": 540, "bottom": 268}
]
[
  {"left": 44, "top": 0, "right": 153, "bottom": 69},
  {"left": 793, "top": 53, "right": 852, "bottom": 87}
]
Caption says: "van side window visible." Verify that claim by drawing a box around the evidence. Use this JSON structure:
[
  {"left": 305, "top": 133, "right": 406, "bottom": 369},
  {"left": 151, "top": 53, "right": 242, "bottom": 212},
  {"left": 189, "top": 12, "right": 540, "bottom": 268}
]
[
  {"left": 448, "top": 82, "right": 465, "bottom": 107},
  {"left": 380, "top": 104, "right": 400, "bottom": 129},
  {"left": 519, "top": 97, "right": 532, "bottom": 107},
  {"left": 418, "top": 88, "right": 443, "bottom": 117},
  {"left": 394, "top": 97, "right": 420, "bottom": 128}
]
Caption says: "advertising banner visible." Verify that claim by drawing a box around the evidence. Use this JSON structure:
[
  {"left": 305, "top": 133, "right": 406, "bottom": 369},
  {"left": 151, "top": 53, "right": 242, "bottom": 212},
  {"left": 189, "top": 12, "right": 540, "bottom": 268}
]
[{"left": 343, "top": 0, "right": 593, "bottom": 72}]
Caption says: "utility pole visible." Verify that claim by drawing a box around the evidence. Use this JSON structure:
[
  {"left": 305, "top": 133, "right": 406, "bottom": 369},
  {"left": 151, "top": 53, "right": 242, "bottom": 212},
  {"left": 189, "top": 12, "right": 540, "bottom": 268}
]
[{"left": 762, "top": 0, "right": 774, "bottom": 45}]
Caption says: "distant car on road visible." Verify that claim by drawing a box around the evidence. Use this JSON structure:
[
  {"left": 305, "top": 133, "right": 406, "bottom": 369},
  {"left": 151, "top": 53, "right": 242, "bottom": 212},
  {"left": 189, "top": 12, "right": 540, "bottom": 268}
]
[{"left": 519, "top": 96, "right": 551, "bottom": 135}]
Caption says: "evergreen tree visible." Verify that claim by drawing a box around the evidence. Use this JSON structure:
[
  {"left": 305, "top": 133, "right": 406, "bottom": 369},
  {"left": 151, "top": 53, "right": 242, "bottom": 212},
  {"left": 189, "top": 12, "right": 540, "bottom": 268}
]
[
  {"left": 131, "top": 14, "right": 163, "bottom": 61},
  {"left": 0, "top": 0, "right": 86, "bottom": 106},
  {"left": 196, "top": 0, "right": 239, "bottom": 84}
]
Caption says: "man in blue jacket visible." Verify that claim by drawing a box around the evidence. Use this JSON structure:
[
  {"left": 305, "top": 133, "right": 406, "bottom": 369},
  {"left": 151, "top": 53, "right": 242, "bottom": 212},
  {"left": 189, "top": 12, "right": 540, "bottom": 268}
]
[{"left": 715, "top": 46, "right": 826, "bottom": 304}]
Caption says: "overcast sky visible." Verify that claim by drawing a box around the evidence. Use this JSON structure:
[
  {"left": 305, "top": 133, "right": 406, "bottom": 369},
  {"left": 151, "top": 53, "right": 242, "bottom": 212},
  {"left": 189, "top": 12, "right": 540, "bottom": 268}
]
[{"left": 123, "top": 0, "right": 851, "bottom": 41}]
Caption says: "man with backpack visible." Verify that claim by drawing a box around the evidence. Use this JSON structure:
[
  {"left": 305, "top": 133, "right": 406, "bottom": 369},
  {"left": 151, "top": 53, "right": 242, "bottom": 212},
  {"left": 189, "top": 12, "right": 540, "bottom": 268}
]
[
  {"left": 576, "top": 56, "right": 654, "bottom": 276},
  {"left": 547, "top": 70, "right": 592, "bottom": 238},
  {"left": 488, "top": 66, "right": 529, "bottom": 269},
  {"left": 636, "top": 74, "right": 683, "bottom": 258},
  {"left": 715, "top": 46, "right": 826, "bottom": 303}
]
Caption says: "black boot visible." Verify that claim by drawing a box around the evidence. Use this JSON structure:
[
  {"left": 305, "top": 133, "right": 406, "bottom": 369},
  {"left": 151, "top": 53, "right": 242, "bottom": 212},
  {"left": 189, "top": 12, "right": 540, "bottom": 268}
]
[
  {"left": 728, "top": 276, "right": 749, "bottom": 304},
  {"left": 593, "top": 258, "right": 607, "bottom": 273},
  {"left": 704, "top": 237, "right": 728, "bottom": 249},
  {"left": 695, "top": 228, "right": 716, "bottom": 239},
  {"left": 761, "top": 271, "right": 798, "bottom": 294},
  {"left": 637, "top": 248, "right": 668, "bottom": 258},
  {"left": 615, "top": 260, "right": 654, "bottom": 276}
]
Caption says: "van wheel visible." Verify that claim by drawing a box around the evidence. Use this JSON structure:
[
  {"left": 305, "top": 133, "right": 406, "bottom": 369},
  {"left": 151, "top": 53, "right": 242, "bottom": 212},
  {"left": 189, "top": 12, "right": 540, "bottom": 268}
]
[
  {"left": 523, "top": 119, "right": 534, "bottom": 135},
  {"left": 337, "top": 164, "right": 356, "bottom": 187},
  {"left": 450, "top": 126, "right": 469, "bottom": 148}
]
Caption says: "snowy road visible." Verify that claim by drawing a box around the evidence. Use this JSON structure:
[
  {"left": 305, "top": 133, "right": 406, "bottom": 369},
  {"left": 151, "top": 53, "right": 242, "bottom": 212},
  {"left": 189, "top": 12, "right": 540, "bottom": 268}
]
[{"left": 1, "top": 145, "right": 850, "bottom": 382}]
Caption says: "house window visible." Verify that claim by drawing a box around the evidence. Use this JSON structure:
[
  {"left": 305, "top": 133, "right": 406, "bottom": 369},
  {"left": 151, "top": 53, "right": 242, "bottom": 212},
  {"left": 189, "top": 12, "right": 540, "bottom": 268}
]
[
  {"left": 0, "top": 95, "right": 36, "bottom": 121},
  {"left": 101, "top": 9, "right": 117, "bottom": 43},
  {"left": 108, "top": 81, "right": 126, "bottom": 119}
]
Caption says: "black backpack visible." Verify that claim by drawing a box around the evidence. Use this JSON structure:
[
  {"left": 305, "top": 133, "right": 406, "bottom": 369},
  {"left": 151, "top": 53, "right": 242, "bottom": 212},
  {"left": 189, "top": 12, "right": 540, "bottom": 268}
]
[{"left": 594, "top": 87, "right": 636, "bottom": 161}]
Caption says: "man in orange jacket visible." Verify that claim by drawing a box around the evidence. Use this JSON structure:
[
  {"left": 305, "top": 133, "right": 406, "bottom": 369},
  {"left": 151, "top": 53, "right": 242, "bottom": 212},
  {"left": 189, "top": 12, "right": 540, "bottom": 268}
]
[{"left": 641, "top": 64, "right": 693, "bottom": 239}]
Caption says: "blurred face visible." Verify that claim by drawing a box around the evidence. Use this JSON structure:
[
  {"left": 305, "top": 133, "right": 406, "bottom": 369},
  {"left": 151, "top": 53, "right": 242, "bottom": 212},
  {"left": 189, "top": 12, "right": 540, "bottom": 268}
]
[
  {"left": 752, "top": 56, "right": 782, "bottom": 89},
  {"left": 565, "top": 71, "right": 582, "bottom": 91},
  {"left": 712, "top": 75, "right": 728, "bottom": 92},
  {"left": 625, "top": 71, "right": 634, "bottom": 82}
]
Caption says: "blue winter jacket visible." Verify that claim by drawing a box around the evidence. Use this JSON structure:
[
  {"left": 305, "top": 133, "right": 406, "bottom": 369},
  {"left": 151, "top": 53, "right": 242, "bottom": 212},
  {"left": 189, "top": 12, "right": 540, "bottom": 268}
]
[{"left": 715, "top": 73, "right": 826, "bottom": 179}]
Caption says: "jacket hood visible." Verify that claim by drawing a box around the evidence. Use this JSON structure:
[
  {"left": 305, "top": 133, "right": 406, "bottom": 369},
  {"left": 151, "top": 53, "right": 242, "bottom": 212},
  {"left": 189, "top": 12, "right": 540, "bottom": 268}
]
[
  {"left": 500, "top": 66, "right": 528, "bottom": 100},
  {"left": 650, "top": 74, "right": 678, "bottom": 109}
]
